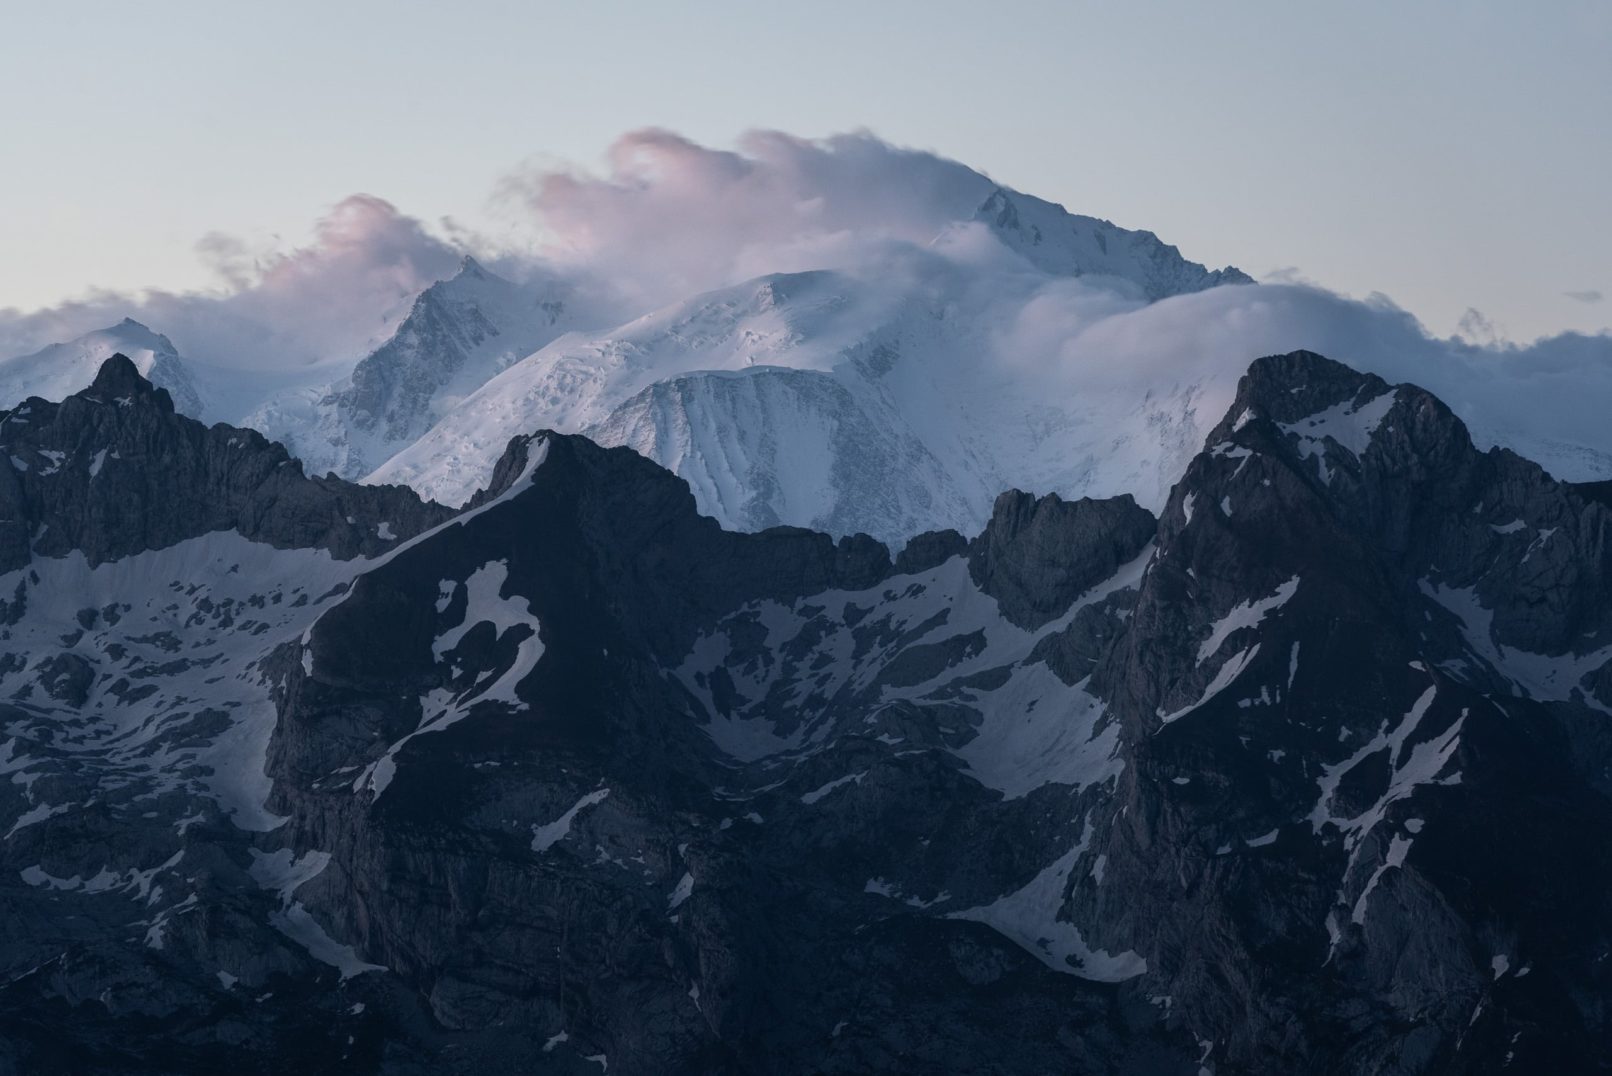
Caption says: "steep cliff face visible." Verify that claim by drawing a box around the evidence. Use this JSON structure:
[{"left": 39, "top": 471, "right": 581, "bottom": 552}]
[
  {"left": 1067, "top": 352, "right": 1612, "bottom": 1072},
  {"left": 4, "top": 353, "right": 1611, "bottom": 1073}
]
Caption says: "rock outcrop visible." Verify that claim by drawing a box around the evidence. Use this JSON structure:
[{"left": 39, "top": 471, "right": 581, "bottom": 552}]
[{"left": 0, "top": 355, "right": 450, "bottom": 573}]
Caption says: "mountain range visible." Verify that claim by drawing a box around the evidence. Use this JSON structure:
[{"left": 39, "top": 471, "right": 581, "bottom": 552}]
[
  {"left": 5, "top": 164, "right": 1612, "bottom": 1075},
  {"left": 11, "top": 181, "right": 1610, "bottom": 554},
  {"left": 2, "top": 349, "right": 1610, "bottom": 1073},
  {"left": 3, "top": 186, "right": 1260, "bottom": 546}
]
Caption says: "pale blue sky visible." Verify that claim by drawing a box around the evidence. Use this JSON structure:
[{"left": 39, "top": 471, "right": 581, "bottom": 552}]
[{"left": 2, "top": 0, "right": 1607, "bottom": 341}]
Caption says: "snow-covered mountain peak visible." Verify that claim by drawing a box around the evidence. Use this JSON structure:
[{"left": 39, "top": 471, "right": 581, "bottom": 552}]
[
  {"left": 247, "top": 260, "right": 575, "bottom": 480},
  {"left": 361, "top": 267, "right": 943, "bottom": 509},
  {"left": 974, "top": 186, "right": 1253, "bottom": 299},
  {"left": 363, "top": 252, "right": 1224, "bottom": 538},
  {"left": 605, "top": 270, "right": 887, "bottom": 369},
  {"left": 0, "top": 318, "right": 205, "bottom": 417},
  {"left": 453, "top": 253, "right": 490, "bottom": 280},
  {"left": 409, "top": 255, "right": 557, "bottom": 329}
]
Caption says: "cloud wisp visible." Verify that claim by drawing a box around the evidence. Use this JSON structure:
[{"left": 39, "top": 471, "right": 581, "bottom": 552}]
[{"left": 0, "top": 194, "right": 462, "bottom": 381}]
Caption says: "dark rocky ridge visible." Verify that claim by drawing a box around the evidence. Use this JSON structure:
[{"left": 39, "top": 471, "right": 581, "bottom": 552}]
[
  {"left": 0, "top": 355, "right": 451, "bottom": 574},
  {"left": 967, "top": 489, "right": 1156, "bottom": 630},
  {"left": 262, "top": 428, "right": 1172, "bottom": 1073},
  {"left": 1079, "top": 352, "right": 1612, "bottom": 1071},
  {"left": 3, "top": 353, "right": 1612, "bottom": 1073}
]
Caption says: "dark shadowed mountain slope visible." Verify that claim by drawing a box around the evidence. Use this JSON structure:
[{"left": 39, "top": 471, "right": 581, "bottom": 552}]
[
  {"left": 2, "top": 353, "right": 1611, "bottom": 1073},
  {"left": 0, "top": 354, "right": 450, "bottom": 573}
]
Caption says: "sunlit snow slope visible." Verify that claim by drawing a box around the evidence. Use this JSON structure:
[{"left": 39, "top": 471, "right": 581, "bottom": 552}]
[{"left": 0, "top": 319, "right": 205, "bottom": 418}]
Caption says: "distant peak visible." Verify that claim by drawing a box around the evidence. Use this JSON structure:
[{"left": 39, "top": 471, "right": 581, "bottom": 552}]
[
  {"left": 109, "top": 317, "right": 177, "bottom": 346},
  {"left": 752, "top": 270, "right": 830, "bottom": 309},
  {"left": 430, "top": 255, "right": 509, "bottom": 296},
  {"left": 101, "top": 317, "right": 176, "bottom": 351}
]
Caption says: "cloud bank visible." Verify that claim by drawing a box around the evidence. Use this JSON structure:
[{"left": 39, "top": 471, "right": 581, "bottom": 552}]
[
  {"left": 2, "top": 127, "right": 1610, "bottom": 481},
  {"left": 501, "top": 128, "right": 996, "bottom": 311},
  {"left": 1039, "top": 281, "right": 1612, "bottom": 473}
]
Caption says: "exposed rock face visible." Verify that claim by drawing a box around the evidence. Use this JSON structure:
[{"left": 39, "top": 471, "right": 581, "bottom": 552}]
[
  {"left": 4, "top": 353, "right": 1612, "bottom": 1074},
  {"left": 968, "top": 489, "right": 1157, "bottom": 629},
  {"left": 1077, "top": 351, "right": 1612, "bottom": 1072},
  {"left": 250, "top": 257, "right": 572, "bottom": 482},
  {"left": 0, "top": 355, "right": 451, "bottom": 573},
  {"left": 341, "top": 259, "right": 567, "bottom": 451},
  {"left": 893, "top": 528, "right": 968, "bottom": 575}
]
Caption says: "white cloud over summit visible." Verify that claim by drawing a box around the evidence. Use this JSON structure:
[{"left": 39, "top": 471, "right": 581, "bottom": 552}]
[
  {"left": 2, "top": 127, "right": 1611, "bottom": 486},
  {"left": 501, "top": 129, "right": 997, "bottom": 311}
]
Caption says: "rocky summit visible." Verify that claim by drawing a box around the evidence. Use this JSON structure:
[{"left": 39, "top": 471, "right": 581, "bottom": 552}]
[{"left": 2, "top": 352, "right": 1611, "bottom": 1074}]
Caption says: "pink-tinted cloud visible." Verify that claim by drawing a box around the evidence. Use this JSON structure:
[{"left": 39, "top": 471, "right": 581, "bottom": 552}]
[
  {"left": 0, "top": 194, "right": 462, "bottom": 375},
  {"left": 504, "top": 128, "right": 995, "bottom": 309}
]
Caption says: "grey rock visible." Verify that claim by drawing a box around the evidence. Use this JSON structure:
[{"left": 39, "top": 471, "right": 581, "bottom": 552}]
[
  {"left": 0, "top": 355, "right": 452, "bottom": 574},
  {"left": 6, "top": 352, "right": 1612, "bottom": 1075},
  {"left": 894, "top": 528, "right": 967, "bottom": 575},
  {"left": 968, "top": 489, "right": 1156, "bottom": 629}
]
